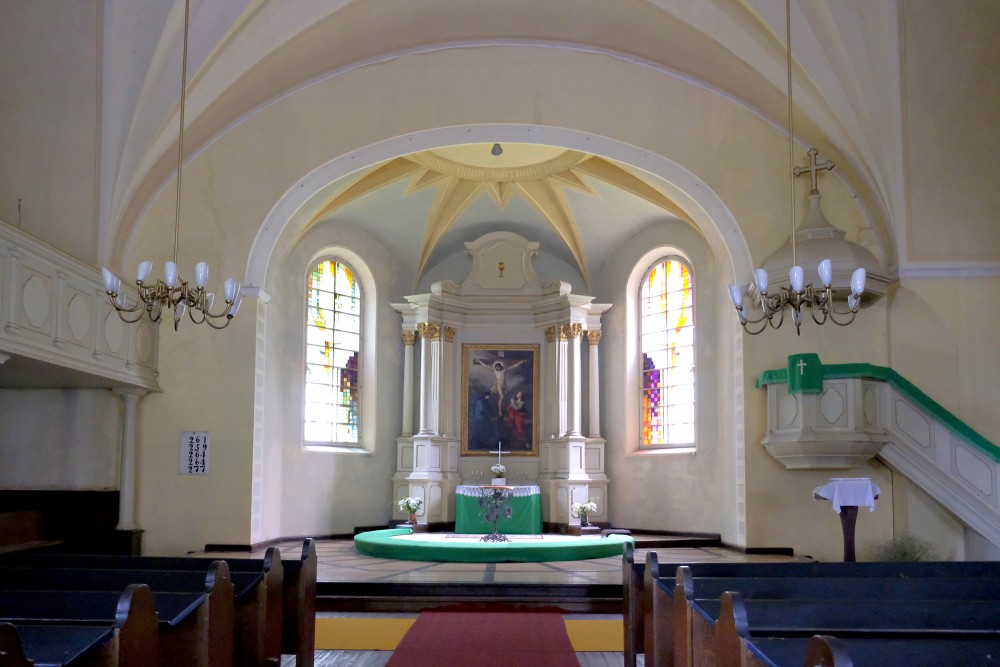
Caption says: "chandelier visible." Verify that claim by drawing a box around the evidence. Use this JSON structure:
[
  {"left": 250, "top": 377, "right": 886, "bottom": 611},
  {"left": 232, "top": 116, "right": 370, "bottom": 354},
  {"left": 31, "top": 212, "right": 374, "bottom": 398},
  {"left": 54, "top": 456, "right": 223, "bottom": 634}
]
[
  {"left": 728, "top": 0, "right": 865, "bottom": 336},
  {"left": 101, "top": 0, "right": 242, "bottom": 331}
]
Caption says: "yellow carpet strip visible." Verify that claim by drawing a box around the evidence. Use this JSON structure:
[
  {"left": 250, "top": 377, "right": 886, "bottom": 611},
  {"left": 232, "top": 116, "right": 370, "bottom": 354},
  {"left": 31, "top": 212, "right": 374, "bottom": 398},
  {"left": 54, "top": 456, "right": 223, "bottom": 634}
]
[{"left": 315, "top": 617, "right": 623, "bottom": 652}]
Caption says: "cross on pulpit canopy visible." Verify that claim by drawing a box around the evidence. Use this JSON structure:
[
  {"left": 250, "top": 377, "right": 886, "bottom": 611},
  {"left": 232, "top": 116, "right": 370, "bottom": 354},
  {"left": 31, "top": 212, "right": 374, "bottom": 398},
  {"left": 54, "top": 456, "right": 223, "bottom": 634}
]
[
  {"left": 793, "top": 147, "right": 835, "bottom": 194},
  {"left": 797, "top": 358, "right": 808, "bottom": 376}
]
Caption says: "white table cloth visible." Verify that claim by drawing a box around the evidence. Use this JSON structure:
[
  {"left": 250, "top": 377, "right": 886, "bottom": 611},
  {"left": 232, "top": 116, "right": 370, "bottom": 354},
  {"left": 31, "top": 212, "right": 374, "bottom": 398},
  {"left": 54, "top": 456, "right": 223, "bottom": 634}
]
[{"left": 813, "top": 478, "right": 880, "bottom": 512}]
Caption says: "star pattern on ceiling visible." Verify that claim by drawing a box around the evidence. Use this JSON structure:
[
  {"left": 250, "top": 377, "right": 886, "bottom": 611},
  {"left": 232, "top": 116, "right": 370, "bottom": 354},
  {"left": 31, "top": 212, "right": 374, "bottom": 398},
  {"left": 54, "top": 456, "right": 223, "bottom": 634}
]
[{"left": 308, "top": 144, "right": 693, "bottom": 283}]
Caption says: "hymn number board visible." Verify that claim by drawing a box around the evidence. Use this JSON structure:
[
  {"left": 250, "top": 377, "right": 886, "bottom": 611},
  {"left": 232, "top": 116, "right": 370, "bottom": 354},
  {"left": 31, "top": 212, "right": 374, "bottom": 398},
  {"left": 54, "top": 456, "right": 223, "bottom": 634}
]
[{"left": 179, "top": 431, "right": 210, "bottom": 475}]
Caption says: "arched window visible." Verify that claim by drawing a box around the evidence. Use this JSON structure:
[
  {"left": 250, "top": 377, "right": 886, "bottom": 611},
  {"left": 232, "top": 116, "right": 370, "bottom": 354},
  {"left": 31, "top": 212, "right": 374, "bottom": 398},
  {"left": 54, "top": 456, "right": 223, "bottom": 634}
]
[
  {"left": 304, "top": 259, "right": 362, "bottom": 445},
  {"left": 639, "top": 257, "right": 695, "bottom": 448}
]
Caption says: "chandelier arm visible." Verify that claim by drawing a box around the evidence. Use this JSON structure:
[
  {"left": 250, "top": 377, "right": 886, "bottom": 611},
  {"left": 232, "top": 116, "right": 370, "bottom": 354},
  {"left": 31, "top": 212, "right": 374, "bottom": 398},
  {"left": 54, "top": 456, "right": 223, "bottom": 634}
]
[
  {"left": 740, "top": 317, "right": 771, "bottom": 335},
  {"left": 204, "top": 301, "right": 235, "bottom": 320},
  {"left": 767, "top": 306, "right": 786, "bottom": 330},
  {"left": 204, "top": 315, "right": 233, "bottom": 330},
  {"left": 826, "top": 310, "right": 858, "bottom": 327},
  {"left": 112, "top": 305, "right": 148, "bottom": 324},
  {"left": 809, "top": 305, "right": 829, "bottom": 326}
]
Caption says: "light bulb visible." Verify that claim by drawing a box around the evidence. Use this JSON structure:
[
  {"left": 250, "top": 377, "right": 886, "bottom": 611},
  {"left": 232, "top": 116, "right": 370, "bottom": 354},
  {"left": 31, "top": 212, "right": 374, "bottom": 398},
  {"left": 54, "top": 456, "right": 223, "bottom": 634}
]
[
  {"left": 195, "top": 262, "right": 209, "bottom": 289},
  {"left": 175, "top": 302, "right": 187, "bottom": 321},
  {"left": 164, "top": 262, "right": 179, "bottom": 288},
  {"left": 727, "top": 284, "right": 744, "bottom": 308},
  {"left": 101, "top": 268, "right": 118, "bottom": 294},
  {"left": 223, "top": 278, "right": 237, "bottom": 302},
  {"left": 818, "top": 259, "right": 833, "bottom": 287},
  {"left": 851, "top": 267, "right": 867, "bottom": 296},
  {"left": 136, "top": 261, "right": 153, "bottom": 283},
  {"left": 789, "top": 266, "right": 804, "bottom": 292},
  {"left": 754, "top": 268, "right": 769, "bottom": 294}
]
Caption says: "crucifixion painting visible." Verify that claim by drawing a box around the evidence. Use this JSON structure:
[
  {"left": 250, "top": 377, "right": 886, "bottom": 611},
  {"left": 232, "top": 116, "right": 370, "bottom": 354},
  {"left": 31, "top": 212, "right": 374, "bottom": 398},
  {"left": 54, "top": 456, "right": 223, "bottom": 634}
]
[{"left": 462, "top": 344, "right": 539, "bottom": 456}]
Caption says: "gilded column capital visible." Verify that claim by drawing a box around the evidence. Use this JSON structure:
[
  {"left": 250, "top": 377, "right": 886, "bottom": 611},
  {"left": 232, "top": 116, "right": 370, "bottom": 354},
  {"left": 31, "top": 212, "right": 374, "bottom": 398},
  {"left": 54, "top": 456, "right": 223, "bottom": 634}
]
[
  {"left": 416, "top": 322, "right": 441, "bottom": 340},
  {"left": 586, "top": 330, "right": 603, "bottom": 345},
  {"left": 544, "top": 326, "right": 556, "bottom": 343},
  {"left": 401, "top": 330, "right": 417, "bottom": 346},
  {"left": 559, "top": 323, "right": 583, "bottom": 341},
  {"left": 443, "top": 326, "right": 456, "bottom": 342}
]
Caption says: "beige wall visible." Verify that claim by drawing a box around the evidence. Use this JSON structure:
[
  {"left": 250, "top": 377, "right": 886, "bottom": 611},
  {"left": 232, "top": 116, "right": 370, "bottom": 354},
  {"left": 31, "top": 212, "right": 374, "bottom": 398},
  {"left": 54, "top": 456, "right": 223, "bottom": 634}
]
[
  {"left": 1, "top": 3, "right": 998, "bottom": 560},
  {"left": 0, "top": 1, "right": 100, "bottom": 264}
]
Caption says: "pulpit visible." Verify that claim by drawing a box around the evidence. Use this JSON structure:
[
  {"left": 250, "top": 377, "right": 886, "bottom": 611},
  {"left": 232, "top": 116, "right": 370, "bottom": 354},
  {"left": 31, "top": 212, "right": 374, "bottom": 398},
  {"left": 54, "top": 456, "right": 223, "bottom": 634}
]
[
  {"left": 455, "top": 485, "right": 543, "bottom": 534},
  {"left": 814, "top": 477, "right": 880, "bottom": 562}
]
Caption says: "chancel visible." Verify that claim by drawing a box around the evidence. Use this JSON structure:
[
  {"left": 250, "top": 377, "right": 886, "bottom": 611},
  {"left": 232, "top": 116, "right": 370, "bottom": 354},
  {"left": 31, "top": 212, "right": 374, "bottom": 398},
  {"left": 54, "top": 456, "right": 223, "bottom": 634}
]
[{"left": 0, "top": 0, "right": 999, "bottom": 664}]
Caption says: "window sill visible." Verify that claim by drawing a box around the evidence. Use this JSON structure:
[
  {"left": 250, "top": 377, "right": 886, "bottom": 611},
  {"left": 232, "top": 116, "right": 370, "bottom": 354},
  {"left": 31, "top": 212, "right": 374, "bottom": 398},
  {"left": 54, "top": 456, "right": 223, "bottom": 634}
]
[
  {"left": 303, "top": 444, "right": 372, "bottom": 455},
  {"left": 630, "top": 446, "right": 696, "bottom": 456}
]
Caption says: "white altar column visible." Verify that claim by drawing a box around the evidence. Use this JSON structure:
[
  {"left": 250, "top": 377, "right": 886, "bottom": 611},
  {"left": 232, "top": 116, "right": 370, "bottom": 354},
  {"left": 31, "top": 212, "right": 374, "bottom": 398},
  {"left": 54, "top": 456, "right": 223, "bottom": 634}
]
[
  {"left": 543, "top": 326, "right": 560, "bottom": 440},
  {"left": 562, "top": 323, "right": 584, "bottom": 437},
  {"left": 415, "top": 322, "right": 441, "bottom": 435},
  {"left": 113, "top": 388, "right": 146, "bottom": 530},
  {"left": 587, "top": 330, "right": 602, "bottom": 437},
  {"left": 401, "top": 330, "right": 416, "bottom": 436},
  {"left": 440, "top": 327, "right": 457, "bottom": 437}
]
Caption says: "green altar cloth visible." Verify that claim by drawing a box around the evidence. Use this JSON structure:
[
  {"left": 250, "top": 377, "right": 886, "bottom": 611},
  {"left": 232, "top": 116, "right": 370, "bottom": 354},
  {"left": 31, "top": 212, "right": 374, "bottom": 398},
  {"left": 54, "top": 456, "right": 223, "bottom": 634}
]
[{"left": 455, "top": 485, "right": 543, "bottom": 534}]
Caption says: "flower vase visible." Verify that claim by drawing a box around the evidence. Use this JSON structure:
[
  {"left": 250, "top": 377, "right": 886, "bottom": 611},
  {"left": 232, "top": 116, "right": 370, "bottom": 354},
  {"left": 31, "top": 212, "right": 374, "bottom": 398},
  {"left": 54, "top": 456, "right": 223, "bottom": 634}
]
[
  {"left": 580, "top": 514, "right": 590, "bottom": 527},
  {"left": 491, "top": 478, "right": 506, "bottom": 485},
  {"left": 408, "top": 512, "right": 417, "bottom": 525}
]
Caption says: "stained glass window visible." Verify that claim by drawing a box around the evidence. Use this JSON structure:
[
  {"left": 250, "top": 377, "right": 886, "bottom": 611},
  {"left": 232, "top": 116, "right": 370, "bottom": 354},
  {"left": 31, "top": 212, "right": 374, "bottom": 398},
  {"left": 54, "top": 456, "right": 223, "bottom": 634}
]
[
  {"left": 640, "top": 258, "right": 695, "bottom": 448},
  {"left": 305, "top": 259, "right": 361, "bottom": 445}
]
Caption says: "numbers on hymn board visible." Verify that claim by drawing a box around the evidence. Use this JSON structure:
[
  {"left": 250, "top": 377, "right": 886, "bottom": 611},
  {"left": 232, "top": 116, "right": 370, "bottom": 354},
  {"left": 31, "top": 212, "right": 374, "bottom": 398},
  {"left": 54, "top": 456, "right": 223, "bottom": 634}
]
[{"left": 179, "top": 431, "right": 210, "bottom": 475}]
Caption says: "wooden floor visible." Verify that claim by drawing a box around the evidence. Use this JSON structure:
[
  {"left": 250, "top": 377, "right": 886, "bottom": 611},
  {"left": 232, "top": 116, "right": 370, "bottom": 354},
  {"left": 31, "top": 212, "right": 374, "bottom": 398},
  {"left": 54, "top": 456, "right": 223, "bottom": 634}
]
[{"left": 205, "top": 534, "right": 804, "bottom": 665}]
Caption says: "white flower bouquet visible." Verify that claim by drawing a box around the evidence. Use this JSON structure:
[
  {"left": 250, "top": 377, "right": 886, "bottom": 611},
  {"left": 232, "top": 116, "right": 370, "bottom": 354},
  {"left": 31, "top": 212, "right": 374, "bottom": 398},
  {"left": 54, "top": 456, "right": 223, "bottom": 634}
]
[
  {"left": 490, "top": 463, "right": 507, "bottom": 477},
  {"left": 398, "top": 497, "right": 423, "bottom": 514},
  {"left": 571, "top": 498, "right": 598, "bottom": 517}
]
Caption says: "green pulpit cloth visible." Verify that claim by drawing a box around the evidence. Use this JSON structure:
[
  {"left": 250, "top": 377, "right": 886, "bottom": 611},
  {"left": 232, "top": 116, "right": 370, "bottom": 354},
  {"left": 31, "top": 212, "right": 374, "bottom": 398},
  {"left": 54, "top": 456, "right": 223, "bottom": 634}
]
[
  {"left": 455, "top": 485, "right": 543, "bottom": 534},
  {"left": 787, "top": 353, "right": 823, "bottom": 394}
]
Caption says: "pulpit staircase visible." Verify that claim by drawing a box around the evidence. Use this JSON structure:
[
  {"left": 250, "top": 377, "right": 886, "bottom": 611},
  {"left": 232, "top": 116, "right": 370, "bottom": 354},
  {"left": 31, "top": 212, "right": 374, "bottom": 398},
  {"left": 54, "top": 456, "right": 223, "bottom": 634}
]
[{"left": 761, "top": 360, "right": 1000, "bottom": 551}]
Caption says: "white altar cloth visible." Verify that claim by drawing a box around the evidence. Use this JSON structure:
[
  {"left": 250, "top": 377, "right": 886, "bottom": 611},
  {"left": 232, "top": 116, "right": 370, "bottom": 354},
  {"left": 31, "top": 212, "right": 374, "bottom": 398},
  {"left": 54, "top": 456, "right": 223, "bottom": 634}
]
[{"left": 813, "top": 478, "right": 880, "bottom": 512}]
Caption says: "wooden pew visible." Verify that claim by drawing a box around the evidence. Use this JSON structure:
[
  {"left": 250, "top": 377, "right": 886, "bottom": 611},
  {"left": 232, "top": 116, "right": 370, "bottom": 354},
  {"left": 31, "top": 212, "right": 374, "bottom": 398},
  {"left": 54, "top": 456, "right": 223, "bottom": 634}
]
[
  {"left": 0, "top": 537, "right": 316, "bottom": 667},
  {"left": 630, "top": 552, "right": 1000, "bottom": 666},
  {"left": 0, "top": 584, "right": 158, "bottom": 667},
  {"left": 623, "top": 543, "right": 643, "bottom": 667},
  {"left": 0, "top": 561, "right": 233, "bottom": 667},
  {"left": 713, "top": 593, "right": 1000, "bottom": 667}
]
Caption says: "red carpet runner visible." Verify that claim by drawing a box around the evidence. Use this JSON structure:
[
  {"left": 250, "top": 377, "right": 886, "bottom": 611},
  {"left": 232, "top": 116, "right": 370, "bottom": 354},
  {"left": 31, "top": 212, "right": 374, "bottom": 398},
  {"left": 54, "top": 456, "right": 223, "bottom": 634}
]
[{"left": 386, "top": 610, "right": 580, "bottom": 666}]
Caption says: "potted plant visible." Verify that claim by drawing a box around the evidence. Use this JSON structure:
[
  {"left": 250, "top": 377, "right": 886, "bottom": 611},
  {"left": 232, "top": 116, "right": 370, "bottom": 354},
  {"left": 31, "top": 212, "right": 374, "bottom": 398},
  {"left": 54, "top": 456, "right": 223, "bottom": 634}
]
[
  {"left": 398, "top": 496, "right": 423, "bottom": 524},
  {"left": 571, "top": 498, "right": 598, "bottom": 527},
  {"left": 490, "top": 463, "right": 507, "bottom": 485}
]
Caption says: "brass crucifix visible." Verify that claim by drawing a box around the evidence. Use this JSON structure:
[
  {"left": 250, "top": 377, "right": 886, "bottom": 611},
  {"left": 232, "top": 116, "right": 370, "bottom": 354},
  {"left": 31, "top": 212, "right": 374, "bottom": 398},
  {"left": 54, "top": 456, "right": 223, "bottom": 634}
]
[{"left": 793, "top": 147, "right": 834, "bottom": 194}]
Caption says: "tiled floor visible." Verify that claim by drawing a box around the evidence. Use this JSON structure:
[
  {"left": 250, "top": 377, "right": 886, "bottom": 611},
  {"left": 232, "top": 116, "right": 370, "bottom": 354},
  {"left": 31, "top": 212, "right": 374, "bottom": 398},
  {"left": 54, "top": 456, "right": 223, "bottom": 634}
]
[
  {"left": 204, "top": 535, "right": 804, "bottom": 586},
  {"left": 210, "top": 536, "right": 805, "bottom": 666}
]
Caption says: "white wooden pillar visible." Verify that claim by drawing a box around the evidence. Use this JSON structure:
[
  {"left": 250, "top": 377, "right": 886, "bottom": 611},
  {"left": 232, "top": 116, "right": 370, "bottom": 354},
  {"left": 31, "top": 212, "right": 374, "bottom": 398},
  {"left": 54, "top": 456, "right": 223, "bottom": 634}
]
[
  {"left": 401, "top": 330, "right": 416, "bottom": 436},
  {"left": 113, "top": 388, "right": 146, "bottom": 530},
  {"left": 562, "top": 323, "right": 583, "bottom": 437},
  {"left": 543, "top": 326, "right": 559, "bottom": 438},
  {"left": 416, "top": 322, "right": 441, "bottom": 435},
  {"left": 440, "top": 327, "right": 456, "bottom": 437},
  {"left": 587, "top": 329, "right": 602, "bottom": 437}
]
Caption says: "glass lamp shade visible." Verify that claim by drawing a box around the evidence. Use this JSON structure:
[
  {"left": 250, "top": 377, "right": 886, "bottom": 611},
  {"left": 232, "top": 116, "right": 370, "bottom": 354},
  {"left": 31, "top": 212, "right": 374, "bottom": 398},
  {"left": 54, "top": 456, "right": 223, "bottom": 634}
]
[
  {"left": 174, "top": 302, "right": 187, "bottom": 322},
  {"left": 727, "top": 284, "right": 744, "bottom": 308},
  {"left": 817, "top": 259, "right": 833, "bottom": 287},
  {"left": 754, "top": 268, "right": 769, "bottom": 294},
  {"left": 164, "top": 262, "right": 179, "bottom": 288},
  {"left": 136, "top": 261, "right": 153, "bottom": 283},
  {"left": 789, "top": 266, "right": 804, "bottom": 292},
  {"left": 223, "top": 278, "right": 238, "bottom": 302},
  {"left": 851, "top": 267, "right": 867, "bottom": 296},
  {"left": 195, "top": 262, "right": 209, "bottom": 289},
  {"left": 101, "top": 268, "right": 118, "bottom": 293}
]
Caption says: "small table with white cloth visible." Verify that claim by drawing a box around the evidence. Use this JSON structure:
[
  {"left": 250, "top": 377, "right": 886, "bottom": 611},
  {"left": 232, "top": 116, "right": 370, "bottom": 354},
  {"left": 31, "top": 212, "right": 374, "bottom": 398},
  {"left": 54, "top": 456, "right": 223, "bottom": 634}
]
[
  {"left": 813, "top": 477, "right": 880, "bottom": 562},
  {"left": 455, "top": 485, "right": 543, "bottom": 535}
]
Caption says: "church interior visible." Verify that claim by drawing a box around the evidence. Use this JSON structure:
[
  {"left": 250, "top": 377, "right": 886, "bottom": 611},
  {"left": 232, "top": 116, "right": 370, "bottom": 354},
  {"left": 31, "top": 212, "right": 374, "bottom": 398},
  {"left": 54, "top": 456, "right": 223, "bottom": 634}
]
[{"left": 1, "top": 0, "right": 999, "bottom": 663}]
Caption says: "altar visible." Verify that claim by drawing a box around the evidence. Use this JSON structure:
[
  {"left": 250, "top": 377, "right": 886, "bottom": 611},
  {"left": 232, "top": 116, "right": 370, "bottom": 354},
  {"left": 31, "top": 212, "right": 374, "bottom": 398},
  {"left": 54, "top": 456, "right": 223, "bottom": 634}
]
[{"left": 455, "top": 485, "right": 543, "bottom": 535}]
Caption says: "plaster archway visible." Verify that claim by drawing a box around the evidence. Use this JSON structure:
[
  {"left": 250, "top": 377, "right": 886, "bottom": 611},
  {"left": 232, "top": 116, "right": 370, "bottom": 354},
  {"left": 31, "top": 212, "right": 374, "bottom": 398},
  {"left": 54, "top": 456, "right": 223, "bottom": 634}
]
[{"left": 245, "top": 124, "right": 752, "bottom": 545}]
